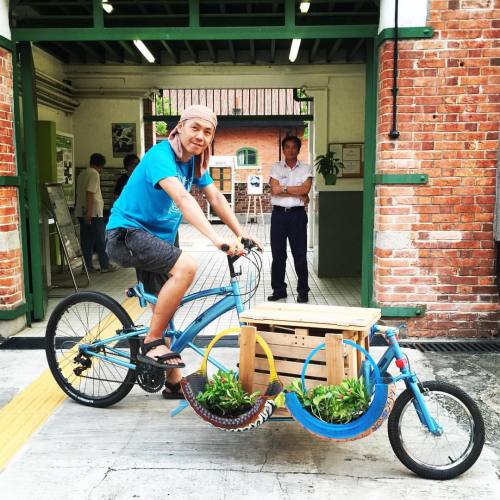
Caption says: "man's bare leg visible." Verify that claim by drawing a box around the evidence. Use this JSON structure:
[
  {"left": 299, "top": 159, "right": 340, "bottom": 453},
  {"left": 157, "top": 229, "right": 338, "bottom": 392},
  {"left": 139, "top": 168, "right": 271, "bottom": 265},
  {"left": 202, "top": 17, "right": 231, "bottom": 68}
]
[{"left": 143, "top": 253, "right": 197, "bottom": 383}]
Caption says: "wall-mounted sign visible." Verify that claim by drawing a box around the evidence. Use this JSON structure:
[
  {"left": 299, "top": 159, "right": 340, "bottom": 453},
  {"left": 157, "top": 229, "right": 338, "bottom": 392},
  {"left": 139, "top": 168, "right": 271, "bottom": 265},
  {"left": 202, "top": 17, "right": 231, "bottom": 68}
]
[{"left": 56, "top": 132, "right": 75, "bottom": 205}]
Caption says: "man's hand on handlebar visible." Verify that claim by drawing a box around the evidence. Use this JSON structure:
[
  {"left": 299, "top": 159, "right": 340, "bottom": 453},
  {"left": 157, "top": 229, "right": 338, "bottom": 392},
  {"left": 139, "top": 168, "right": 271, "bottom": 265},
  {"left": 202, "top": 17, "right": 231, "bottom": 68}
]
[{"left": 240, "top": 235, "right": 263, "bottom": 252}]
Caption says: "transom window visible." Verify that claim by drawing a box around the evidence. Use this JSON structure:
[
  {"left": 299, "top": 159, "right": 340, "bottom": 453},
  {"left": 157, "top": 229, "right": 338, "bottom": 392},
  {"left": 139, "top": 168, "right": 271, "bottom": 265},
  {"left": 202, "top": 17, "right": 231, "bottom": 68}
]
[{"left": 237, "top": 147, "right": 258, "bottom": 166}]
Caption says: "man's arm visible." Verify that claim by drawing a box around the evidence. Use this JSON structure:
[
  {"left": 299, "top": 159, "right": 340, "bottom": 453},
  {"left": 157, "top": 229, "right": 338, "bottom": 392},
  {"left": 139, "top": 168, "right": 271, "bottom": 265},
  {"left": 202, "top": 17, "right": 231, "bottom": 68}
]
[
  {"left": 159, "top": 177, "right": 228, "bottom": 249},
  {"left": 201, "top": 183, "right": 244, "bottom": 237},
  {"left": 270, "top": 177, "right": 312, "bottom": 197}
]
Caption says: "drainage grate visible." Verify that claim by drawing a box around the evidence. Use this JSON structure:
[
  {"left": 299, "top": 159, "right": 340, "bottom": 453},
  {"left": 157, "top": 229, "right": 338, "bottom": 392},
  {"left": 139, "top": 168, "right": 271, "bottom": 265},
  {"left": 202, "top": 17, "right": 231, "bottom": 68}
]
[{"left": 399, "top": 340, "right": 500, "bottom": 354}]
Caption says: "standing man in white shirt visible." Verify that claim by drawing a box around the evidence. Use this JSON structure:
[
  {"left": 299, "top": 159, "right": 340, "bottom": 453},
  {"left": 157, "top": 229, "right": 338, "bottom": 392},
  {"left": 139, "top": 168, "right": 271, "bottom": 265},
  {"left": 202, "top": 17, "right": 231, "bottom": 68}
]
[
  {"left": 268, "top": 136, "right": 313, "bottom": 303},
  {"left": 75, "top": 153, "right": 113, "bottom": 273}
]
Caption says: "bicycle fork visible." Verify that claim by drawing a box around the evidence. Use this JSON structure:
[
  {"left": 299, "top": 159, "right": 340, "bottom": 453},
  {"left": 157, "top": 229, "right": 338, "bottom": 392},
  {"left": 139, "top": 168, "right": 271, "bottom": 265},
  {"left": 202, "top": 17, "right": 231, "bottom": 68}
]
[{"left": 379, "top": 327, "right": 443, "bottom": 436}]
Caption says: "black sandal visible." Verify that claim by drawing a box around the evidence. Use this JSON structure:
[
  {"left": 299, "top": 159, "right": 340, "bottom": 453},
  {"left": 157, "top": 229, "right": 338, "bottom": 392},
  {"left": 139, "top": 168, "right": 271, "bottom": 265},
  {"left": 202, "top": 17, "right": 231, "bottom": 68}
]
[
  {"left": 136, "top": 338, "right": 186, "bottom": 369},
  {"left": 162, "top": 380, "right": 185, "bottom": 400}
]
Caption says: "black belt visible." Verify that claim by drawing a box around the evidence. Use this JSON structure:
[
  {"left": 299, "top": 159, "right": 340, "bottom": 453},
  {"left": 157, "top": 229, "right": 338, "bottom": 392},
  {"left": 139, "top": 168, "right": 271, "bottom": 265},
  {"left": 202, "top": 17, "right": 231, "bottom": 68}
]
[{"left": 273, "top": 206, "right": 305, "bottom": 213}]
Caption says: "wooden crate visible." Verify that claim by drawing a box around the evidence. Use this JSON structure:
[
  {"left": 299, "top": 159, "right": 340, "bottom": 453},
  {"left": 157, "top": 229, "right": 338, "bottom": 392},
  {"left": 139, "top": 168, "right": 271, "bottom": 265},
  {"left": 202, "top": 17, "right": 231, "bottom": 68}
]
[{"left": 238, "top": 303, "right": 381, "bottom": 401}]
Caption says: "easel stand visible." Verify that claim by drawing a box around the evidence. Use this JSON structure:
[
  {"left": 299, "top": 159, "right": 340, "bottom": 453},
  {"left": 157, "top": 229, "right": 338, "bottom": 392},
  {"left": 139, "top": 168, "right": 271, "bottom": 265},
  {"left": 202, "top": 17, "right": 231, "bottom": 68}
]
[{"left": 245, "top": 195, "right": 265, "bottom": 225}]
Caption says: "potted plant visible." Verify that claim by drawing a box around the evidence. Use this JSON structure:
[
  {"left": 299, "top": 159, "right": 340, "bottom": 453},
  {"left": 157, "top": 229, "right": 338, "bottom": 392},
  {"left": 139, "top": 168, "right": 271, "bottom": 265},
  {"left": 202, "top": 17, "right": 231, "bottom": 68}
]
[
  {"left": 196, "top": 369, "right": 261, "bottom": 417},
  {"left": 314, "top": 152, "right": 344, "bottom": 185},
  {"left": 278, "top": 377, "right": 370, "bottom": 424}
]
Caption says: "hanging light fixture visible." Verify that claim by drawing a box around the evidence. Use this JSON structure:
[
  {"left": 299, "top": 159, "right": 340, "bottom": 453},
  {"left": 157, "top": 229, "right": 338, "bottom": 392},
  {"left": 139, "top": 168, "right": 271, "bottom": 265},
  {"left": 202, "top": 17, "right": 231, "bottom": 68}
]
[
  {"left": 133, "top": 40, "right": 156, "bottom": 63},
  {"left": 299, "top": 2, "right": 311, "bottom": 13},
  {"left": 289, "top": 39, "right": 302, "bottom": 62},
  {"left": 102, "top": 0, "right": 113, "bottom": 14}
]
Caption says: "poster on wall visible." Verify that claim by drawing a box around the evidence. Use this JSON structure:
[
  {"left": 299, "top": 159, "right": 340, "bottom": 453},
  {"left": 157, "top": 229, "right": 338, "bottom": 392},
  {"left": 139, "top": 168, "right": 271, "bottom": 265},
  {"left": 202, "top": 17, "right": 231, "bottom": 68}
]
[
  {"left": 112, "top": 123, "right": 136, "bottom": 158},
  {"left": 247, "top": 174, "right": 263, "bottom": 195},
  {"left": 55, "top": 131, "right": 75, "bottom": 205}
]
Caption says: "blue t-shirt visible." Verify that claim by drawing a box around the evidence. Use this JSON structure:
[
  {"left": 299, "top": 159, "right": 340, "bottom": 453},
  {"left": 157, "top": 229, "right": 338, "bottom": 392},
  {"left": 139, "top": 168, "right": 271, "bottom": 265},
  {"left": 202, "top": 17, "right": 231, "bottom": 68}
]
[{"left": 107, "top": 141, "right": 213, "bottom": 243}]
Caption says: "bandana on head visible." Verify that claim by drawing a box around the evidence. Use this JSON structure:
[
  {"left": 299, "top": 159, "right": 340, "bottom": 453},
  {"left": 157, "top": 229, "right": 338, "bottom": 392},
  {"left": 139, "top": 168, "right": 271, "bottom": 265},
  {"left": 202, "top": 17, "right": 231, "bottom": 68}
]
[{"left": 168, "top": 105, "right": 218, "bottom": 178}]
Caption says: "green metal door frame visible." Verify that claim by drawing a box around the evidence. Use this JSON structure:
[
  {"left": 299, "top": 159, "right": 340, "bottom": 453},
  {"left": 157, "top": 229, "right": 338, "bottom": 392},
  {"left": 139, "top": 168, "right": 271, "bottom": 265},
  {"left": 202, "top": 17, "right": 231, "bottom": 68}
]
[
  {"left": 7, "top": 0, "right": 435, "bottom": 320},
  {"left": 17, "top": 41, "right": 46, "bottom": 321}
]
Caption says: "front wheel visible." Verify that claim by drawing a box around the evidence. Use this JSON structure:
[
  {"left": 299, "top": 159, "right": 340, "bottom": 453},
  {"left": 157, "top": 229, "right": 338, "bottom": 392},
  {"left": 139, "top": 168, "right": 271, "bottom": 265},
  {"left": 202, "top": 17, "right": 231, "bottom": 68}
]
[{"left": 388, "top": 380, "right": 485, "bottom": 480}]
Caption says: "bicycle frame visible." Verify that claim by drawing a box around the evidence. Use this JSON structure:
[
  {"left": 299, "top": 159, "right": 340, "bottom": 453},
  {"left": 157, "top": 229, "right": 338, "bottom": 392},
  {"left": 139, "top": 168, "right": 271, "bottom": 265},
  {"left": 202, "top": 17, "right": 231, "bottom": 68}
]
[
  {"left": 372, "top": 325, "right": 442, "bottom": 436},
  {"left": 79, "top": 274, "right": 245, "bottom": 373}
]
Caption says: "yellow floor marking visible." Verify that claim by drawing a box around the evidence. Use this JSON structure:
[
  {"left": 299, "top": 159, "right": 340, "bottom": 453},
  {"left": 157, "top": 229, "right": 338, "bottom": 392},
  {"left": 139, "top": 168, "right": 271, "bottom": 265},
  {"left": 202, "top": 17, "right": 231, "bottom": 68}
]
[{"left": 0, "top": 296, "right": 146, "bottom": 471}]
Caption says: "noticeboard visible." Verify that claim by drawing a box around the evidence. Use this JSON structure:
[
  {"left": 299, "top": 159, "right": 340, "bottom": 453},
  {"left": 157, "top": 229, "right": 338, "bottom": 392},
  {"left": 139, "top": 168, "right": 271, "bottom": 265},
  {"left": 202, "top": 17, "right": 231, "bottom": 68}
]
[{"left": 45, "top": 183, "right": 83, "bottom": 270}]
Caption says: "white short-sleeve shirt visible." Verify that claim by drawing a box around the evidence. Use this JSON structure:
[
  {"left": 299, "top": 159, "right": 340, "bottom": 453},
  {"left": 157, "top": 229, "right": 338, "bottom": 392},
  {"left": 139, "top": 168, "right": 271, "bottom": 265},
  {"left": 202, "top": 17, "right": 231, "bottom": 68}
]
[
  {"left": 269, "top": 160, "right": 313, "bottom": 208},
  {"left": 75, "top": 167, "right": 104, "bottom": 218}
]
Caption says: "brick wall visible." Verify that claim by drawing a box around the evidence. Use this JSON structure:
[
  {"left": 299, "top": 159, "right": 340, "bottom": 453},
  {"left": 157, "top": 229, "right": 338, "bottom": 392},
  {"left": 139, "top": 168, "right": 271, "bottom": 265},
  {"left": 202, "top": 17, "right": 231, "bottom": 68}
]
[
  {"left": 374, "top": 0, "right": 500, "bottom": 336},
  {"left": 0, "top": 48, "right": 24, "bottom": 311}
]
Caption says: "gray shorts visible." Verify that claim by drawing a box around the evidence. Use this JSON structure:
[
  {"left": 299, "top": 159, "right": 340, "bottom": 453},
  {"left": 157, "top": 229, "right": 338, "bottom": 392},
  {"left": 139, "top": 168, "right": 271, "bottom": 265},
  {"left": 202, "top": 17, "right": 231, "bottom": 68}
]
[{"left": 105, "top": 228, "right": 181, "bottom": 295}]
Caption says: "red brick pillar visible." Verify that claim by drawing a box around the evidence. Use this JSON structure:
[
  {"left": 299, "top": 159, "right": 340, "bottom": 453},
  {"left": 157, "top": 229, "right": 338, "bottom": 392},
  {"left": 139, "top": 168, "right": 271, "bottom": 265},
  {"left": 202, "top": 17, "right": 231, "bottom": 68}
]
[
  {"left": 143, "top": 98, "right": 155, "bottom": 152},
  {"left": 374, "top": 0, "right": 499, "bottom": 337},
  {"left": 0, "top": 47, "right": 25, "bottom": 329}
]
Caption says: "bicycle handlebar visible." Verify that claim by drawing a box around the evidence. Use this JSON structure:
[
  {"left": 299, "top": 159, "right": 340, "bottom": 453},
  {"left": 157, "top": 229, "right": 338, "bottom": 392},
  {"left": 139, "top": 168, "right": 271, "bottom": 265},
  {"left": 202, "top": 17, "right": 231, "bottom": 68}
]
[{"left": 220, "top": 237, "right": 259, "bottom": 253}]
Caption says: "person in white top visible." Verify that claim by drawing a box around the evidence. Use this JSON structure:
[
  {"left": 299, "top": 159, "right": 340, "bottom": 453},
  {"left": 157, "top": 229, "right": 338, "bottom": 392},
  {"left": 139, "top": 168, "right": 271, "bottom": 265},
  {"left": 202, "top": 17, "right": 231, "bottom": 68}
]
[
  {"left": 75, "top": 153, "right": 113, "bottom": 272},
  {"left": 268, "top": 136, "right": 313, "bottom": 303}
]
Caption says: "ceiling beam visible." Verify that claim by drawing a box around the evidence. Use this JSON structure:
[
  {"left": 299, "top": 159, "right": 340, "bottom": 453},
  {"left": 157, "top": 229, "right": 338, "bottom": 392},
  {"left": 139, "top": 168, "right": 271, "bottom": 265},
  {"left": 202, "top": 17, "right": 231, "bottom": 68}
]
[
  {"left": 347, "top": 38, "right": 365, "bottom": 62},
  {"left": 206, "top": 40, "right": 217, "bottom": 63},
  {"left": 249, "top": 40, "right": 255, "bottom": 64},
  {"left": 184, "top": 40, "right": 197, "bottom": 63},
  {"left": 160, "top": 40, "right": 179, "bottom": 64},
  {"left": 12, "top": 25, "right": 378, "bottom": 42},
  {"left": 118, "top": 40, "right": 141, "bottom": 63},
  {"left": 327, "top": 39, "right": 343, "bottom": 62},
  {"left": 228, "top": 40, "right": 236, "bottom": 63},
  {"left": 309, "top": 39, "right": 321, "bottom": 63}
]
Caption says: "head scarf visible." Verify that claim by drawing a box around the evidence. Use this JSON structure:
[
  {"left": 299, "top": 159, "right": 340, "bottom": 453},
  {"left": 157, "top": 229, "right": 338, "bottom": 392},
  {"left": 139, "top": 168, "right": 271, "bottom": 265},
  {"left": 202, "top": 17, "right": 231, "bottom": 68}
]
[{"left": 168, "top": 105, "right": 218, "bottom": 178}]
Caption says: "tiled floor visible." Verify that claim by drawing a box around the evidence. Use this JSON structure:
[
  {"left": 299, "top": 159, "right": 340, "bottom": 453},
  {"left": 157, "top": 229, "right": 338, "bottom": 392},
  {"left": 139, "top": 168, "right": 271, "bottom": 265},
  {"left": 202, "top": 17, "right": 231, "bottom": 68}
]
[{"left": 34, "top": 222, "right": 360, "bottom": 338}]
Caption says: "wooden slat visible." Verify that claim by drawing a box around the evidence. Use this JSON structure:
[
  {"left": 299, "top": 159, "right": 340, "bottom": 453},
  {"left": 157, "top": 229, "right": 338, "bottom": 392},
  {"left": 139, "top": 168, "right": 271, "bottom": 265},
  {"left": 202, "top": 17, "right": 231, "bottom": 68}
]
[
  {"left": 254, "top": 357, "right": 326, "bottom": 378},
  {"left": 255, "top": 343, "right": 327, "bottom": 362},
  {"left": 325, "top": 334, "right": 344, "bottom": 385},
  {"left": 240, "top": 302, "right": 381, "bottom": 330},
  {"left": 239, "top": 325, "right": 256, "bottom": 394},
  {"left": 257, "top": 330, "right": 327, "bottom": 349}
]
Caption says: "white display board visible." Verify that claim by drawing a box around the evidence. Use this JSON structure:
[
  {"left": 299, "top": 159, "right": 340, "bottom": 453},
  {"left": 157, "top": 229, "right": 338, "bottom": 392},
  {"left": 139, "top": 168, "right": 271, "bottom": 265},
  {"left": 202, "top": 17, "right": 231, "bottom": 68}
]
[{"left": 247, "top": 174, "right": 263, "bottom": 195}]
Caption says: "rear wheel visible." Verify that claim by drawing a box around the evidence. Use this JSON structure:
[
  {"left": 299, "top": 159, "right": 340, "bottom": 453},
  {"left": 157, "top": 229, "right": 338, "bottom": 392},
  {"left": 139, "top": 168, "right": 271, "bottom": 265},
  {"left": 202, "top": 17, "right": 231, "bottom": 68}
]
[
  {"left": 388, "top": 380, "right": 485, "bottom": 480},
  {"left": 46, "top": 291, "right": 139, "bottom": 407}
]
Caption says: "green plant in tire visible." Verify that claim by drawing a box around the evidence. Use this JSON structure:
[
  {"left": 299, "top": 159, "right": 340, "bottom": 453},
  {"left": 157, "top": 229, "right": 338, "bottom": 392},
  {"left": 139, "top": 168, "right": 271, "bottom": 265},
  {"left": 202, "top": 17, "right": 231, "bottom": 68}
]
[
  {"left": 286, "top": 378, "right": 370, "bottom": 424},
  {"left": 196, "top": 370, "right": 261, "bottom": 417}
]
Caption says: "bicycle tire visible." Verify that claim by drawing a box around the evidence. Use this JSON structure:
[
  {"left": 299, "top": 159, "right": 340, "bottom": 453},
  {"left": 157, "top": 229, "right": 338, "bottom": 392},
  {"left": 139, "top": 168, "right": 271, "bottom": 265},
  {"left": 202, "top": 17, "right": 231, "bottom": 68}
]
[
  {"left": 388, "top": 380, "right": 485, "bottom": 480},
  {"left": 46, "top": 291, "right": 139, "bottom": 408}
]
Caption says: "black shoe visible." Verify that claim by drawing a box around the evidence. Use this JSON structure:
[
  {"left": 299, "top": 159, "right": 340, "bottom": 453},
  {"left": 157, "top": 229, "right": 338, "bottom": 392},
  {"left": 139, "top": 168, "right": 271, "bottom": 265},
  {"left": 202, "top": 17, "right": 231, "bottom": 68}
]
[
  {"left": 297, "top": 293, "right": 309, "bottom": 303},
  {"left": 267, "top": 292, "right": 287, "bottom": 301}
]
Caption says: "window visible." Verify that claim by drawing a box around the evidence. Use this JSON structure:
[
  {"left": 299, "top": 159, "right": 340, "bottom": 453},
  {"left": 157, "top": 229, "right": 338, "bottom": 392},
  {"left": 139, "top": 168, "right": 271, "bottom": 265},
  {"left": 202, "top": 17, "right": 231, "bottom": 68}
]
[{"left": 237, "top": 147, "right": 258, "bottom": 166}]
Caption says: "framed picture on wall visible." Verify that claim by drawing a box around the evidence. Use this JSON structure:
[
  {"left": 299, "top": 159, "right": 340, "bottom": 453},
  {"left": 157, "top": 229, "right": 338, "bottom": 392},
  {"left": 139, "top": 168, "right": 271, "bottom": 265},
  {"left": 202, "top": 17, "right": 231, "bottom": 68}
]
[
  {"left": 56, "top": 131, "right": 75, "bottom": 205},
  {"left": 328, "top": 142, "right": 364, "bottom": 178},
  {"left": 112, "top": 123, "right": 136, "bottom": 158}
]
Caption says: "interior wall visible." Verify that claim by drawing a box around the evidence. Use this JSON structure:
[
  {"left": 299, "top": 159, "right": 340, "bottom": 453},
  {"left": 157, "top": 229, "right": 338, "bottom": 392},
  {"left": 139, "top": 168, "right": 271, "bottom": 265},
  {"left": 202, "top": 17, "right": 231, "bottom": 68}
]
[
  {"left": 64, "top": 63, "right": 366, "bottom": 176},
  {"left": 33, "top": 47, "right": 73, "bottom": 134},
  {"left": 72, "top": 98, "right": 143, "bottom": 168}
]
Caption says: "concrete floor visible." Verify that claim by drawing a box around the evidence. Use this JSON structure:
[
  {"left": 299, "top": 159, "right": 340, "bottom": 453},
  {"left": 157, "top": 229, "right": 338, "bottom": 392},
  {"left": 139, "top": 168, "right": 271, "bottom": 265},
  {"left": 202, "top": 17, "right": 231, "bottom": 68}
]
[{"left": 1, "top": 224, "right": 499, "bottom": 499}]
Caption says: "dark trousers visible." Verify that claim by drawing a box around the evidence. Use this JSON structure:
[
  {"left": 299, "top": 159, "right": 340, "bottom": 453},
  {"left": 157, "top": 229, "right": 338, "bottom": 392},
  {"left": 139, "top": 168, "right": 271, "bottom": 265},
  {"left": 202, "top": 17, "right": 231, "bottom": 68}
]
[
  {"left": 270, "top": 207, "right": 309, "bottom": 295},
  {"left": 78, "top": 217, "right": 109, "bottom": 270}
]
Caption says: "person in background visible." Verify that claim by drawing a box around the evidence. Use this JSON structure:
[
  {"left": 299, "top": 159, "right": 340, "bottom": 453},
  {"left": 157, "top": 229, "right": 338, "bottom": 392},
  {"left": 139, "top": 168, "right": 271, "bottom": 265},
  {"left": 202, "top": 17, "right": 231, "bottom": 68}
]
[
  {"left": 268, "top": 135, "right": 313, "bottom": 303},
  {"left": 75, "top": 153, "right": 116, "bottom": 273},
  {"left": 114, "top": 153, "right": 140, "bottom": 200}
]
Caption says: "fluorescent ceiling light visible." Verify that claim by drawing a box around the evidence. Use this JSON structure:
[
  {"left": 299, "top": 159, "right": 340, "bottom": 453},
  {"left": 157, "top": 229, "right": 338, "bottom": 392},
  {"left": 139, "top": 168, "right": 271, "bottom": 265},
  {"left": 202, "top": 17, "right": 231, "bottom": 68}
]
[
  {"left": 289, "top": 39, "right": 301, "bottom": 63},
  {"left": 102, "top": 1, "right": 113, "bottom": 14},
  {"left": 299, "top": 2, "right": 311, "bottom": 13},
  {"left": 133, "top": 40, "right": 156, "bottom": 63}
]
